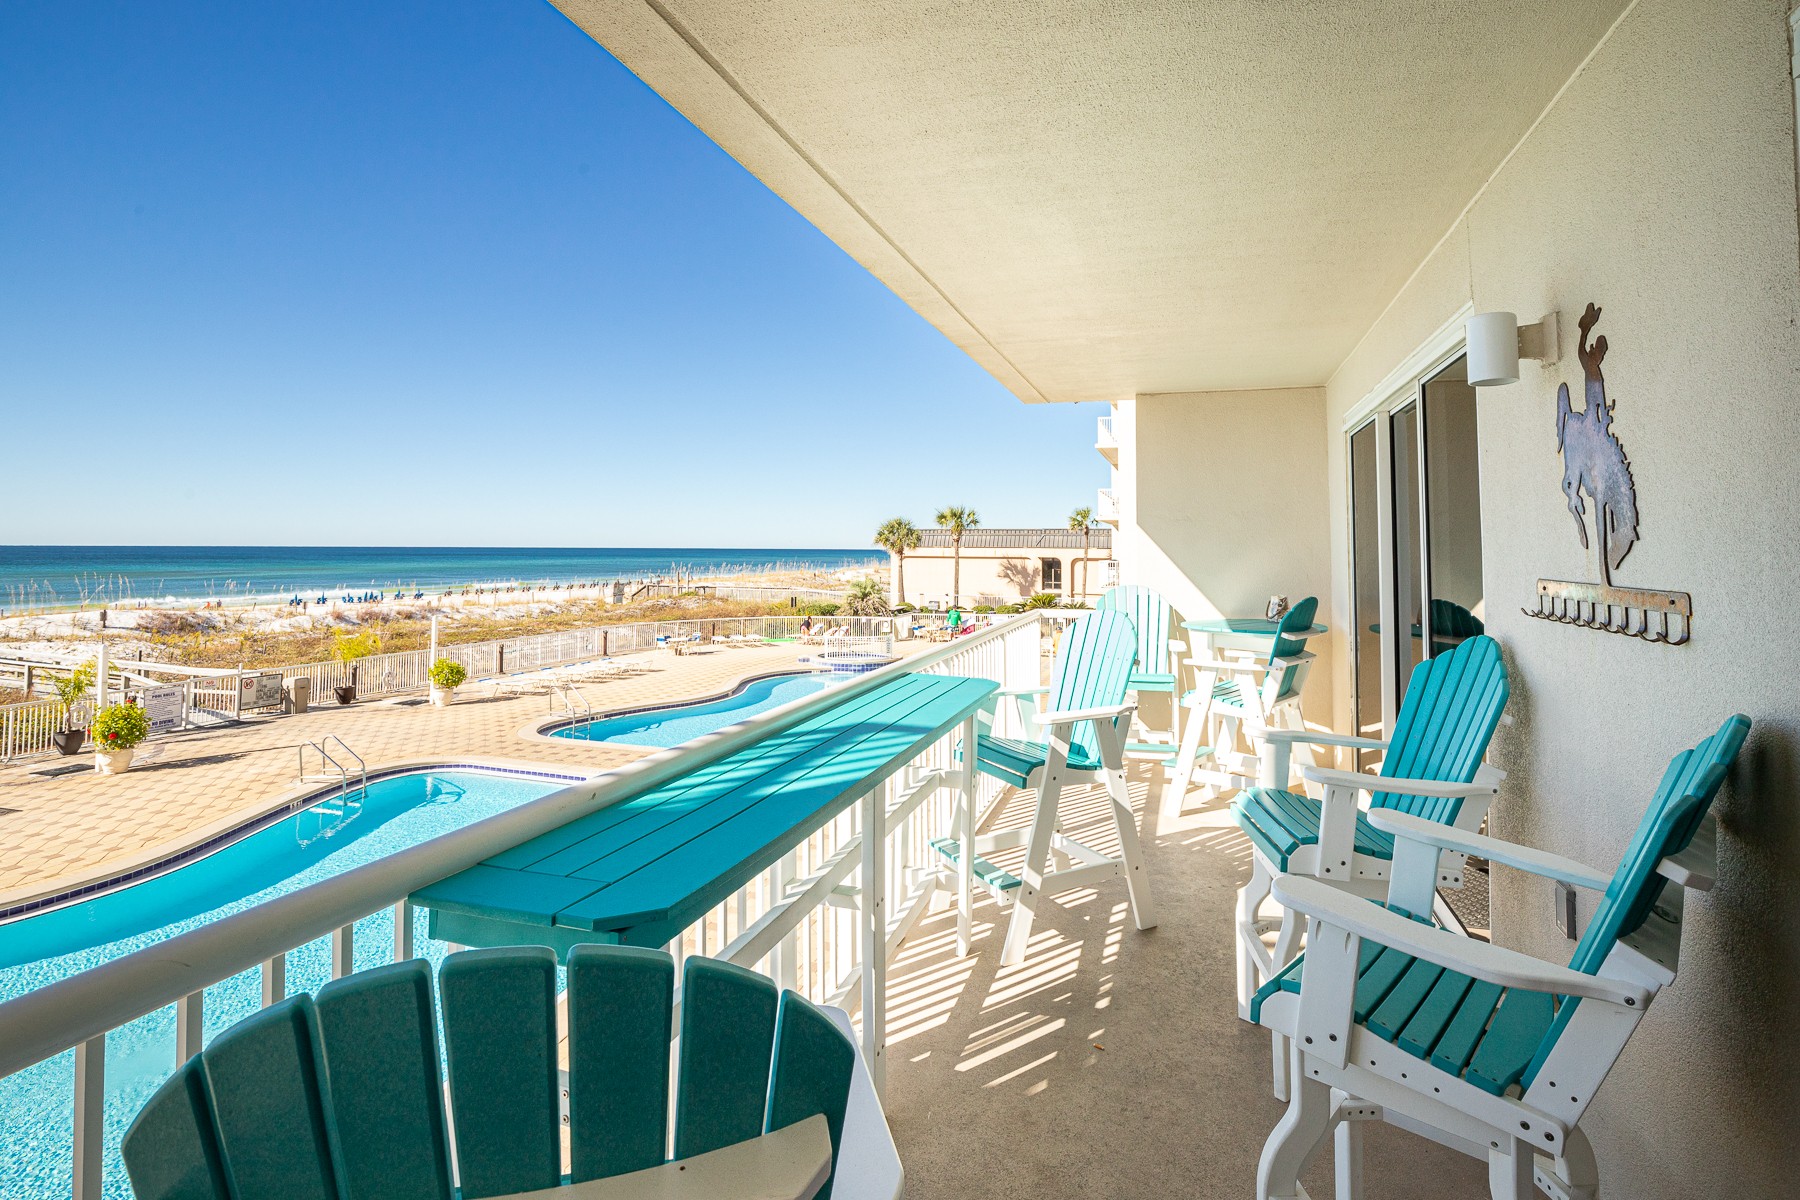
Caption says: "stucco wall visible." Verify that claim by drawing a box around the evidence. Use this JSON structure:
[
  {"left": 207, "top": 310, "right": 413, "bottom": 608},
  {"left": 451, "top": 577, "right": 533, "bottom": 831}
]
[
  {"left": 1323, "top": 2, "right": 1800, "bottom": 1193},
  {"left": 1117, "top": 387, "right": 1336, "bottom": 726}
]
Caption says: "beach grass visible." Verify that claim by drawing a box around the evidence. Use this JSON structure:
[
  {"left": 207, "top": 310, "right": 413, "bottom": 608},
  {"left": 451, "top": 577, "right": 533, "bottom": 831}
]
[{"left": 58, "top": 595, "right": 816, "bottom": 671}]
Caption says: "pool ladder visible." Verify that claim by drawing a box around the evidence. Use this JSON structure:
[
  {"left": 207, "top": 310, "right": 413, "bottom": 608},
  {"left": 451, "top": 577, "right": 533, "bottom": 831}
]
[
  {"left": 298, "top": 734, "right": 368, "bottom": 802},
  {"left": 551, "top": 682, "right": 592, "bottom": 724}
]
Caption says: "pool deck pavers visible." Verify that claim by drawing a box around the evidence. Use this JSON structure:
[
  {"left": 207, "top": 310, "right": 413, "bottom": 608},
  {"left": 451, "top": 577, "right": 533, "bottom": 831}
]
[{"left": 0, "top": 643, "right": 884, "bottom": 905}]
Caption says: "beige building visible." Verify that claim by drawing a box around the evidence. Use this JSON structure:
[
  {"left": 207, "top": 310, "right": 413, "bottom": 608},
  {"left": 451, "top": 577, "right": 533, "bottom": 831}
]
[{"left": 890, "top": 527, "right": 1112, "bottom": 609}]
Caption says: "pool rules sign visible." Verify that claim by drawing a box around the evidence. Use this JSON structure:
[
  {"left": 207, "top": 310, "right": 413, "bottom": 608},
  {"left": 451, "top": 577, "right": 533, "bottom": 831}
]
[{"left": 143, "top": 684, "right": 186, "bottom": 735}]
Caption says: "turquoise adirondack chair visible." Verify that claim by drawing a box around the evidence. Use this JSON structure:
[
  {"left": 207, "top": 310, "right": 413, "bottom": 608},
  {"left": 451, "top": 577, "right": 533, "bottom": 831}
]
[
  {"left": 932, "top": 609, "right": 1158, "bottom": 965},
  {"left": 123, "top": 947, "right": 894, "bottom": 1200},
  {"left": 1095, "top": 584, "right": 1183, "bottom": 740},
  {"left": 1251, "top": 714, "right": 1749, "bottom": 1200},
  {"left": 1164, "top": 596, "right": 1322, "bottom": 819},
  {"left": 1231, "top": 633, "right": 1509, "bottom": 1025}
]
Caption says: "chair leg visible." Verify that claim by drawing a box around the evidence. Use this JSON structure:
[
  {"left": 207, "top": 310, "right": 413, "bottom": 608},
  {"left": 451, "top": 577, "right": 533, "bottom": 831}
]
[
  {"left": 1257, "top": 1054, "right": 1333, "bottom": 1200},
  {"left": 1103, "top": 764, "right": 1158, "bottom": 933},
  {"left": 1487, "top": 1138, "right": 1534, "bottom": 1200},
  {"left": 1272, "top": 906, "right": 1304, "bottom": 976},
  {"left": 1237, "top": 856, "right": 1276, "bottom": 1018},
  {"left": 1000, "top": 769, "right": 1063, "bottom": 966},
  {"left": 1548, "top": 1127, "right": 1599, "bottom": 1200},
  {"left": 1333, "top": 1114, "right": 1364, "bottom": 1200},
  {"left": 1161, "top": 701, "right": 1210, "bottom": 820}
]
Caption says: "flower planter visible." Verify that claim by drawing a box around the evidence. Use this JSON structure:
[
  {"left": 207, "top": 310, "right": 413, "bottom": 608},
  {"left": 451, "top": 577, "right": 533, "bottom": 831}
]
[
  {"left": 334, "top": 685, "right": 356, "bottom": 706},
  {"left": 429, "top": 685, "right": 457, "bottom": 707},
  {"left": 53, "top": 728, "right": 88, "bottom": 756},
  {"left": 94, "top": 747, "right": 135, "bottom": 775}
]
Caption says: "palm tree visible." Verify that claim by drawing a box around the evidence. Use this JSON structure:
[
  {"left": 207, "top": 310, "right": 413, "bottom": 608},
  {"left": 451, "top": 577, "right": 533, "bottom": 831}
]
[
  {"left": 1068, "top": 506, "right": 1095, "bottom": 599},
  {"left": 873, "top": 517, "right": 922, "bottom": 606},
  {"left": 934, "top": 506, "right": 979, "bottom": 607}
]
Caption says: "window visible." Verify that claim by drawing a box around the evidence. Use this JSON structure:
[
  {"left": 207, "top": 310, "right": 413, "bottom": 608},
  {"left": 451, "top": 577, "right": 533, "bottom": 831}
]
[{"left": 1039, "top": 558, "right": 1063, "bottom": 591}]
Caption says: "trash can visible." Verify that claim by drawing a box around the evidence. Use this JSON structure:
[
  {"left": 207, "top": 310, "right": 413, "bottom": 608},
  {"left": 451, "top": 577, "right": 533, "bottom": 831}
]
[{"left": 285, "top": 676, "right": 311, "bottom": 715}]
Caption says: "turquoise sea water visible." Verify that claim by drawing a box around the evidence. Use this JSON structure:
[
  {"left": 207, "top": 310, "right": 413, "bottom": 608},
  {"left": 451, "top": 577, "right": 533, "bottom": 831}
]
[
  {"left": 0, "top": 546, "right": 880, "bottom": 611},
  {"left": 552, "top": 671, "right": 841, "bottom": 747},
  {"left": 0, "top": 768, "right": 570, "bottom": 1200}
]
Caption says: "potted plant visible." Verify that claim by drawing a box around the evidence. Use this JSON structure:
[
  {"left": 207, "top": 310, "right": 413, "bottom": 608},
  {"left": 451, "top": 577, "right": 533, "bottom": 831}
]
[
  {"left": 50, "top": 661, "right": 96, "bottom": 755},
  {"left": 91, "top": 699, "right": 149, "bottom": 774},
  {"left": 332, "top": 630, "right": 381, "bottom": 704},
  {"left": 428, "top": 657, "right": 467, "bottom": 706}
]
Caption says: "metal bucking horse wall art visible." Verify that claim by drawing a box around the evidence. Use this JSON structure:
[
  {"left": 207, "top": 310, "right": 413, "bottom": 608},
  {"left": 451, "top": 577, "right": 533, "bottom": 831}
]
[{"left": 1524, "top": 303, "right": 1692, "bottom": 644}]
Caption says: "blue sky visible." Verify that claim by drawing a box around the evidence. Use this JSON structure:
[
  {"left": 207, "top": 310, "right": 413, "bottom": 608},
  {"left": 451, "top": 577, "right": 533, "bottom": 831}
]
[{"left": 0, "top": 1, "right": 1103, "bottom": 549}]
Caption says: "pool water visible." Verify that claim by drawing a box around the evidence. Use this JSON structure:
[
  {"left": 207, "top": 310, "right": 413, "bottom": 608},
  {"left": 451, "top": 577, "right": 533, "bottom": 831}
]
[
  {"left": 552, "top": 671, "right": 841, "bottom": 747},
  {"left": 0, "top": 768, "right": 570, "bottom": 1200}
]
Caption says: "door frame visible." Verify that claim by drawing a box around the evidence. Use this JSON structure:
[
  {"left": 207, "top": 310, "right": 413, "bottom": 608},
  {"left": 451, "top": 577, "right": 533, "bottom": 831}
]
[{"left": 1342, "top": 304, "right": 1472, "bottom": 736}]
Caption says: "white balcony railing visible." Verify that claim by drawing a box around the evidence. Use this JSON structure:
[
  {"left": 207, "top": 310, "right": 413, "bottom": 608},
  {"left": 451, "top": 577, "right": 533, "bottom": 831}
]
[
  {"left": 0, "top": 611, "right": 1069, "bottom": 1200},
  {"left": 1095, "top": 415, "right": 1118, "bottom": 464},
  {"left": 1097, "top": 486, "right": 1120, "bottom": 524}
]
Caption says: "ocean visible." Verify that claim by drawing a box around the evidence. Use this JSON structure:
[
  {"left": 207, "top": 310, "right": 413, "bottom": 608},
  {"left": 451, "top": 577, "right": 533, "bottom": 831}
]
[{"left": 0, "top": 546, "right": 881, "bottom": 612}]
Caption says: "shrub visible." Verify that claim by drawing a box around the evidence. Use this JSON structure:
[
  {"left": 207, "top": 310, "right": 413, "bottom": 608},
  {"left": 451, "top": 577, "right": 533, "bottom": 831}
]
[
  {"left": 92, "top": 701, "right": 150, "bottom": 750},
  {"left": 994, "top": 604, "right": 1022, "bottom": 614},
  {"left": 842, "top": 578, "right": 891, "bottom": 616},
  {"left": 796, "top": 602, "right": 840, "bottom": 617},
  {"left": 971, "top": 605, "right": 995, "bottom": 614},
  {"left": 892, "top": 603, "right": 915, "bottom": 613},
  {"left": 52, "top": 661, "right": 96, "bottom": 726},
  {"left": 333, "top": 630, "right": 382, "bottom": 663},
  {"left": 1021, "top": 592, "right": 1062, "bottom": 610},
  {"left": 429, "top": 658, "right": 467, "bottom": 689}
]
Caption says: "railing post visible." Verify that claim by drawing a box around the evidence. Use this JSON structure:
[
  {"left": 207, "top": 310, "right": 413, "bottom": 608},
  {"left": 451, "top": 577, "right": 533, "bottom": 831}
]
[
  {"left": 72, "top": 1034, "right": 105, "bottom": 1200},
  {"left": 860, "top": 786, "right": 886, "bottom": 1096},
  {"left": 394, "top": 900, "right": 414, "bottom": 961},
  {"left": 261, "top": 954, "right": 285, "bottom": 1007},
  {"left": 331, "top": 923, "right": 355, "bottom": 979},
  {"left": 772, "top": 852, "right": 797, "bottom": 991},
  {"left": 176, "top": 991, "right": 204, "bottom": 1062}
]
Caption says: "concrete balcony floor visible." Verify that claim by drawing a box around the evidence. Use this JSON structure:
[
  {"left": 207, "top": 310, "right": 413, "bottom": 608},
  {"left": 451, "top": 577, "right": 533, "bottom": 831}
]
[{"left": 883, "top": 767, "right": 1486, "bottom": 1198}]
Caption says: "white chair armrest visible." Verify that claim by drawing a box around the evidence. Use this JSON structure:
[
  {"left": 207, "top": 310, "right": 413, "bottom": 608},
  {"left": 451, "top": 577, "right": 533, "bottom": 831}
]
[
  {"left": 1300, "top": 765, "right": 1498, "bottom": 801},
  {"left": 1272, "top": 876, "right": 1650, "bottom": 1008},
  {"left": 1261, "top": 728, "right": 1389, "bottom": 751},
  {"left": 1185, "top": 655, "right": 1265, "bottom": 675},
  {"left": 1367, "top": 810, "right": 1613, "bottom": 891},
  {"left": 1037, "top": 702, "right": 1136, "bottom": 726}
]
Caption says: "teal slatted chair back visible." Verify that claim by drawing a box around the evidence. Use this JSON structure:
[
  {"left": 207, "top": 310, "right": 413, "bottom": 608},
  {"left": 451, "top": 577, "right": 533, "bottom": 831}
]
[
  {"left": 1097, "top": 585, "right": 1173, "bottom": 676},
  {"left": 1047, "top": 609, "right": 1139, "bottom": 763},
  {"left": 1518, "top": 713, "right": 1750, "bottom": 1088},
  {"left": 123, "top": 948, "right": 857, "bottom": 1200},
  {"left": 1264, "top": 595, "right": 1319, "bottom": 700},
  {"left": 1369, "top": 634, "right": 1508, "bottom": 823},
  {"left": 1568, "top": 713, "right": 1749, "bottom": 975}
]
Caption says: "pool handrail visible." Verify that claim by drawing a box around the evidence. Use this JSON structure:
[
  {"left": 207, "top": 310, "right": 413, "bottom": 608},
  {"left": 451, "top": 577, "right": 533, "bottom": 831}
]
[{"left": 0, "top": 610, "right": 1056, "bottom": 1081}]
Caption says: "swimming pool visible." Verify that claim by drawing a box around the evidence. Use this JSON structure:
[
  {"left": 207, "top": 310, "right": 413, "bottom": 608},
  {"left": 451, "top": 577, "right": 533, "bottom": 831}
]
[
  {"left": 0, "top": 767, "right": 573, "bottom": 1200},
  {"left": 551, "top": 671, "right": 842, "bottom": 747}
]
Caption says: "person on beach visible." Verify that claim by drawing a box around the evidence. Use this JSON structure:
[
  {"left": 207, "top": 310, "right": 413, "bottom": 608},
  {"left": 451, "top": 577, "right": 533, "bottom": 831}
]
[{"left": 946, "top": 606, "right": 961, "bottom": 636}]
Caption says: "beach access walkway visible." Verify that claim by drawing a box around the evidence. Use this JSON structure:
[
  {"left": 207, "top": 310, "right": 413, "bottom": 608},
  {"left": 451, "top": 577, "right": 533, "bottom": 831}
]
[{"left": 0, "top": 642, "right": 915, "bottom": 907}]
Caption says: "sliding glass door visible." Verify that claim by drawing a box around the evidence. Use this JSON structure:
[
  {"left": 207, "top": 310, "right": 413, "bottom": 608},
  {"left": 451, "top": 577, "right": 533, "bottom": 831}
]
[{"left": 1348, "top": 353, "right": 1484, "bottom": 744}]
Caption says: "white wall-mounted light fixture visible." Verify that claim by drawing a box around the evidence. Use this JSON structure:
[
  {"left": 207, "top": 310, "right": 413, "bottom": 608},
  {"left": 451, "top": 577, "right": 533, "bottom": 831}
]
[{"left": 1466, "top": 310, "right": 1560, "bottom": 386}]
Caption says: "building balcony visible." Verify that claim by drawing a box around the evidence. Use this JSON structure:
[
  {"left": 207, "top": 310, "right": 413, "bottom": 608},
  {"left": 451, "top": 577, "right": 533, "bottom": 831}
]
[
  {"left": 1095, "top": 414, "right": 1117, "bottom": 465},
  {"left": 1096, "top": 486, "right": 1120, "bottom": 525}
]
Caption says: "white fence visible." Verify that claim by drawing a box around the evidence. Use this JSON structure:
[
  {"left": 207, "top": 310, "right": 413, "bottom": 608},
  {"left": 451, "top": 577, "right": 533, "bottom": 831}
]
[
  {"left": 0, "top": 697, "right": 95, "bottom": 762},
  {"left": 0, "top": 611, "right": 1065, "bottom": 1200},
  {"left": 0, "top": 616, "right": 897, "bottom": 762}
]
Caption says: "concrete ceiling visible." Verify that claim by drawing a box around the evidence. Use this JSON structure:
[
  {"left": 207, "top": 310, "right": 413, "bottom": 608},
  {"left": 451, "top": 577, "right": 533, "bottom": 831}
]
[{"left": 554, "top": 1, "right": 1630, "bottom": 402}]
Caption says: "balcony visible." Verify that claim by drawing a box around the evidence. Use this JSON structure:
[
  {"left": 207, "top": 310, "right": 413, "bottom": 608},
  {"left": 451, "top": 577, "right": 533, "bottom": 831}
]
[
  {"left": 1096, "top": 486, "right": 1120, "bottom": 526},
  {"left": 1095, "top": 415, "right": 1117, "bottom": 465}
]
